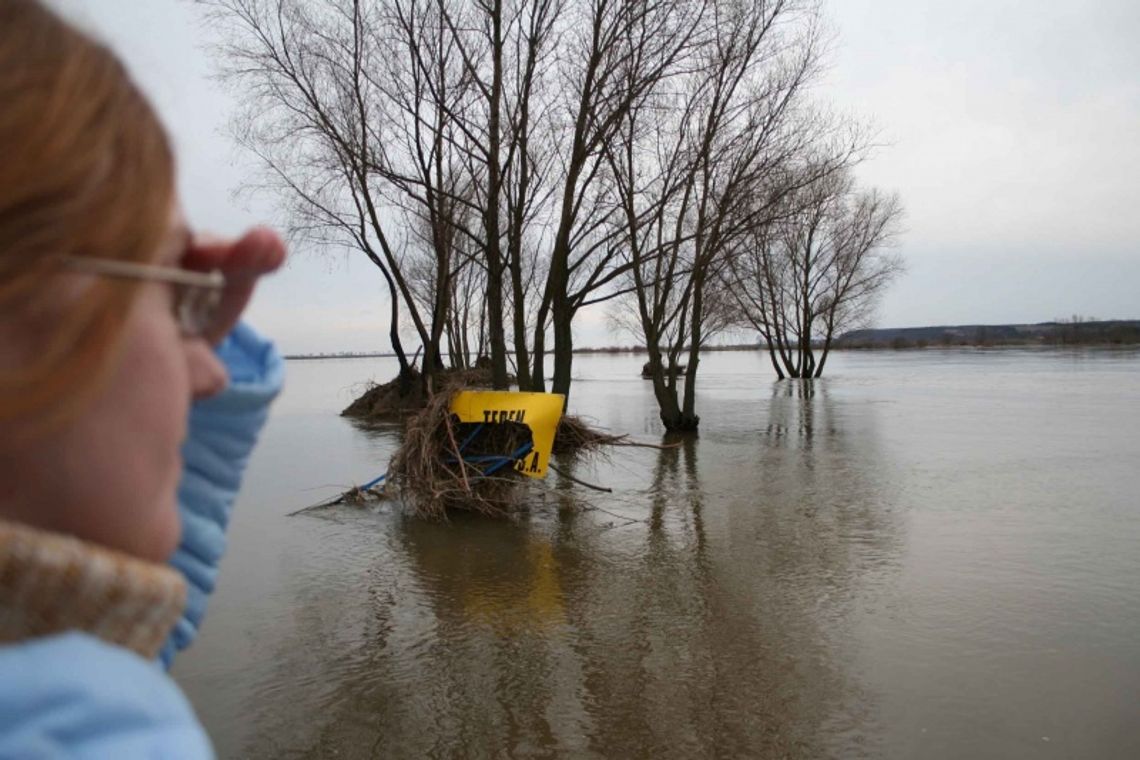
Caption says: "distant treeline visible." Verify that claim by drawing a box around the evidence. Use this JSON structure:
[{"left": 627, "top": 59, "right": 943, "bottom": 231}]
[
  {"left": 572, "top": 344, "right": 759, "bottom": 355},
  {"left": 286, "top": 344, "right": 763, "bottom": 361},
  {"left": 284, "top": 352, "right": 393, "bottom": 361},
  {"left": 837, "top": 320, "right": 1140, "bottom": 349},
  {"left": 286, "top": 325, "right": 1140, "bottom": 360}
]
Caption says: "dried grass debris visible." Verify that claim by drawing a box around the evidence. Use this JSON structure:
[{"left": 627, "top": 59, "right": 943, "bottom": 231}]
[
  {"left": 552, "top": 415, "right": 628, "bottom": 455},
  {"left": 341, "top": 366, "right": 515, "bottom": 422},
  {"left": 387, "top": 392, "right": 534, "bottom": 519}
]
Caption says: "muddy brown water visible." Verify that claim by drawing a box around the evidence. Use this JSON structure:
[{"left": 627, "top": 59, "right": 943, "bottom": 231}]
[{"left": 172, "top": 349, "right": 1140, "bottom": 759}]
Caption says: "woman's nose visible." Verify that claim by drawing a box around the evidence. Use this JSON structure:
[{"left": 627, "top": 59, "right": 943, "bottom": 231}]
[{"left": 186, "top": 340, "right": 228, "bottom": 400}]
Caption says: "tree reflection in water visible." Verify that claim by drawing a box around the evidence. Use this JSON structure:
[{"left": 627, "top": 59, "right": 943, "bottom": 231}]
[{"left": 239, "top": 380, "right": 902, "bottom": 759}]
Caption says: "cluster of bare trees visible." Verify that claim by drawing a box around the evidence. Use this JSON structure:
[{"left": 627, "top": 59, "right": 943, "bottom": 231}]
[
  {"left": 725, "top": 172, "right": 903, "bottom": 381},
  {"left": 205, "top": 0, "right": 902, "bottom": 431}
]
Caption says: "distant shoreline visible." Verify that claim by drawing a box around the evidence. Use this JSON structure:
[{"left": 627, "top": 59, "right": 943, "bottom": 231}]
[
  {"left": 283, "top": 342, "right": 1138, "bottom": 361},
  {"left": 284, "top": 320, "right": 1140, "bottom": 360},
  {"left": 838, "top": 319, "right": 1140, "bottom": 349}
]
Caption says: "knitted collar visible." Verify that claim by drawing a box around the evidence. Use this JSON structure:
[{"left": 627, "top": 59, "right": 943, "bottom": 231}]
[{"left": 0, "top": 518, "right": 186, "bottom": 659}]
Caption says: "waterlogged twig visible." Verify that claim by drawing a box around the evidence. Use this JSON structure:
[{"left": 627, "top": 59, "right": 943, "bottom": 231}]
[
  {"left": 607, "top": 440, "right": 682, "bottom": 451},
  {"left": 287, "top": 492, "right": 351, "bottom": 516},
  {"left": 287, "top": 483, "right": 385, "bottom": 516},
  {"left": 548, "top": 463, "right": 613, "bottom": 493},
  {"left": 578, "top": 501, "right": 647, "bottom": 529}
]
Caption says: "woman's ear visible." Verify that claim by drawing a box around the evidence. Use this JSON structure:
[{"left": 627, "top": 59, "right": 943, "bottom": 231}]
[{"left": 186, "top": 339, "right": 227, "bottom": 400}]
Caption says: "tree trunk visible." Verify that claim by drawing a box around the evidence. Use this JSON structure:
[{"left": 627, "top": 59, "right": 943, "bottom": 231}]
[
  {"left": 761, "top": 327, "right": 785, "bottom": 380},
  {"left": 545, "top": 28, "right": 596, "bottom": 403},
  {"left": 530, "top": 282, "right": 552, "bottom": 392},
  {"left": 642, "top": 323, "right": 684, "bottom": 430},
  {"left": 548, "top": 199, "right": 576, "bottom": 401},
  {"left": 376, "top": 260, "right": 413, "bottom": 395},
  {"left": 510, "top": 259, "right": 532, "bottom": 390},
  {"left": 814, "top": 318, "right": 836, "bottom": 378},
  {"left": 677, "top": 267, "right": 704, "bottom": 431},
  {"left": 484, "top": 0, "right": 509, "bottom": 390},
  {"left": 477, "top": 304, "right": 487, "bottom": 360},
  {"left": 506, "top": 41, "right": 535, "bottom": 392},
  {"left": 486, "top": 268, "right": 509, "bottom": 388},
  {"left": 424, "top": 237, "right": 451, "bottom": 389},
  {"left": 531, "top": 329, "right": 546, "bottom": 392},
  {"left": 460, "top": 304, "right": 473, "bottom": 367},
  {"left": 551, "top": 309, "right": 573, "bottom": 402},
  {"left": 773, "top": 319, "right": 799, "bottom": 378},
  {"left": 651, "top": 368, "right": 685, "bottom": 430}
]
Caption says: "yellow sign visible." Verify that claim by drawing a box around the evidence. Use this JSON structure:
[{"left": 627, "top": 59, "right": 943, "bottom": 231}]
[{"left": 449, "top": 391, "right": 565, "bottom": 478}]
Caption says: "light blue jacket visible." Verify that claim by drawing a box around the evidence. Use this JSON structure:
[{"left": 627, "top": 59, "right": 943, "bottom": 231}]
[{"left": 0, "top": 323, "right": 284, "bottom": 759}]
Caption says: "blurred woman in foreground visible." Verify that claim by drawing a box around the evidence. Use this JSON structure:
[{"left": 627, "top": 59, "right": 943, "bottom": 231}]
[{"left": 0, "top": 1, "right": 285, "bottom": 754}]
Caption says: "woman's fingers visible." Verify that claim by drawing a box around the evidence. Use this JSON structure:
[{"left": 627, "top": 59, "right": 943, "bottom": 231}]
[
  {"left": 183, "top": 227, "right": 285, "bottom": 277},
  {"left": 183, "top": 227, "right": 286, "bottom": 344}
]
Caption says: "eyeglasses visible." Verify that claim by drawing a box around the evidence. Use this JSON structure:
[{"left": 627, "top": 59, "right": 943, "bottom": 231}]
[{"left": 57, "top": 255, "right": 225, "bottom": 337}]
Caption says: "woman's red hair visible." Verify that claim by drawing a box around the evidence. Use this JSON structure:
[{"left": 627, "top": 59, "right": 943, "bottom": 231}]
[{"left": 0, "top": 0, "right": 175, "bottom": 431}]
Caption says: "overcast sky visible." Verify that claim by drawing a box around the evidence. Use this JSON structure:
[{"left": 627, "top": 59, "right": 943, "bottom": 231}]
[{"left": 55, "top": 0, "right": 1140, "bottom": 353}]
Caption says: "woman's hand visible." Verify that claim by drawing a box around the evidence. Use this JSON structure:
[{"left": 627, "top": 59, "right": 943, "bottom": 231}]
[{"left": 181, "top": 228, "right": 286, "bottom": 346}]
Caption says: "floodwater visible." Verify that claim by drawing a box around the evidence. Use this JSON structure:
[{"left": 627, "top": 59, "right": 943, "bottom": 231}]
[{"left": 172, "top": 349, "right": 1140, "bottom": 759}]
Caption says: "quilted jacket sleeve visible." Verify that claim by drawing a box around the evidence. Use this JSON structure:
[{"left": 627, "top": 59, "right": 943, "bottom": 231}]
[
  {"left": 0, "top": 633, "right": 214, "bottom": 759},
  {"left": 158, "top": 323, "right": 284, "bottom": 668}
]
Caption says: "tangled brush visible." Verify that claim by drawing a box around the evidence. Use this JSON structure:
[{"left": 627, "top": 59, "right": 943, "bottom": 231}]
[
  {"left": 552, "top": 415, "right": 628, "bottom": 455},
  {"left": 386, "top": 392, "right": 534, "bottom": 519},
  {"left": 342, "top": 366, "right": 516, "bottom": 422}
]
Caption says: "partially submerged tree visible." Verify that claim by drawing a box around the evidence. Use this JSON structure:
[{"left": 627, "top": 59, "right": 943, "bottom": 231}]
[
  {"left": 204, "top": 0, "right": 637, "bottom": 400},
  {"left": 726, "top": 169, "right": 904, "bottom": 379},
  {"left": 607, "top": 0, "right": 856, "bottom": 430},
  {"left": 531, "top": 0, "right": 706, "bottom": 399},
  {"left": 201, "top": 0, "right": 470, "bottom": 393}
]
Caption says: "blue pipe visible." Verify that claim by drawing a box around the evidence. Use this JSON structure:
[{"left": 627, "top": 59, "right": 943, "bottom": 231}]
[
  {"left": 361, "top": 472, "right": 387, "bottom": 490},
  {"left": 358, "top": 433, "right": 532, "bottom": 494},
  {"left": 456, "top": 423, "right": 485, "bottom": 453},
  {"left": 482, "top": 442, "right": 534, "bottom": 477}
]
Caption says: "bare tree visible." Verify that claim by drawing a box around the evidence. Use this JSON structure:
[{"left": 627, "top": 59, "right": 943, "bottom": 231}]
[
  {"left": 416, "top": 0, "right": 566, "bottom": 389},
  {"left": 202, "top": 0, "right": 487, "bottom": 392},
  {"left": 726, "top": 169, "right": 904, "bottom": 379},
  {"left": 536, "top": 0, "right": 705, "bottom": 401},
  {"left": 203, "top": 0, "right": 418, "bottom": 389},
  {"left": 401, "top": 0, "right": 710, "bottom": 399},
  {"left": 607, "top": 0, "right": 844, "bottom": 431},
  {"left": 403, "top": 178, "right": 485, "bottom": 370}
]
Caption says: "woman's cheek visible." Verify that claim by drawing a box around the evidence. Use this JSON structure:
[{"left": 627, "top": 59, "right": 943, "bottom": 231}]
[
  {"left": 111, "top": 290, "right": 194, "bottom": 560},
  {"left": 147, "top": 486, "right": 184, "bottom": 562}
]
